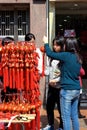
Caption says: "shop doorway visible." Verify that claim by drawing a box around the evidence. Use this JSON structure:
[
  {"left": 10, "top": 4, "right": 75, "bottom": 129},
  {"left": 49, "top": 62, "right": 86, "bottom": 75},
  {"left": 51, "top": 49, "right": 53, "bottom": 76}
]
[
  {"left": 56, "top": 14, "right": 87, "bottom": 78},
  {"left": 55, "top": 2, "right": 87, "bottom": 81},
  {"left": 55, "top": 1, "right": 87, "bottom": 107}
]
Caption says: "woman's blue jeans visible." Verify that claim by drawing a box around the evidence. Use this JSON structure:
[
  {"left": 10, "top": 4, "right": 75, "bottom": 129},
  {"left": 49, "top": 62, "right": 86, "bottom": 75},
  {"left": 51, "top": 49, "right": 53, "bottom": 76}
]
[{"left": 60, "top": 89, "right": 80, "bottom": 130}]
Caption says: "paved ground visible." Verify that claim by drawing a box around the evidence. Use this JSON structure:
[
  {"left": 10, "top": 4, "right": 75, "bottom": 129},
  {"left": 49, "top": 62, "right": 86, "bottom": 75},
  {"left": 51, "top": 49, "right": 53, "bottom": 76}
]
[{"left": 40, "top": 108, "right": 87, "bottom": 130}]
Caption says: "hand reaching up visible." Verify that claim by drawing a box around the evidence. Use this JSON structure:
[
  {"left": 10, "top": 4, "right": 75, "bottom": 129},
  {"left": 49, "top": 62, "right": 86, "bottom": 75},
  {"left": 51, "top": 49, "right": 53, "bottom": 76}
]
[{"left": 43, "top": 36, "right": 48, "bottom": 44}]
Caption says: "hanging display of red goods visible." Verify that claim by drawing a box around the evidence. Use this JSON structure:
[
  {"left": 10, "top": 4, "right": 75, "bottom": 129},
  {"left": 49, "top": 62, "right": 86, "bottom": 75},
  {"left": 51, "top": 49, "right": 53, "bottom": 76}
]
[{"left": 0, "top": 41, "right": 42, "bottom": 130}]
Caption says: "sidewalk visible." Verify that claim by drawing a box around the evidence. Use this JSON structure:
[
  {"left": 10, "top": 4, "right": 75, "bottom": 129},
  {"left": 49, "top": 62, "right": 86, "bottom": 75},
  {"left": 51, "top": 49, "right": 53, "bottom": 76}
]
[{"left": 40, "top": 108, "right": 87, "bottom": 130}]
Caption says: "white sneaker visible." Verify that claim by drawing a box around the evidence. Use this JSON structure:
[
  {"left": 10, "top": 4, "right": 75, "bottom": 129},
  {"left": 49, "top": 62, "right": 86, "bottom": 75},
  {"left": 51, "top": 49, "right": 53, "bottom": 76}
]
[{"left": 42, "top": 125, "right": 54, "bottom": 130}]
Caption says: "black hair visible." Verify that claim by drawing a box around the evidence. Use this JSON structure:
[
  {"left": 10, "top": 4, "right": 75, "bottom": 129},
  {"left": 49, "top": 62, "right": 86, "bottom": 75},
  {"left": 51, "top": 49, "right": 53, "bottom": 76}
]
[
  {"left": 50, "top": 36, "right": 64, "bottom": 66},
  {"left": 65, "top": 38, "right": 82, "bottom": 64},
  {"left": 2, "top": 37, "right": 14, "bottom": 46},
  {"left": 25, "top": 33, "right": 35, "bottom": 41},
  {"left": 52, "top": 36, "right": 64, "bottom": 52},
  {"left": 65, "top": 38, "right": 79, "bottom": 52}
]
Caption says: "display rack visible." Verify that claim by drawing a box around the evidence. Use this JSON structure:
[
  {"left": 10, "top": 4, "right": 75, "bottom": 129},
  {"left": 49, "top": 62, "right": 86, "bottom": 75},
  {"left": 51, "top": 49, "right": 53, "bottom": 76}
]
[{"left": 0, "top": 41, "right": 42, "bottom": 130}]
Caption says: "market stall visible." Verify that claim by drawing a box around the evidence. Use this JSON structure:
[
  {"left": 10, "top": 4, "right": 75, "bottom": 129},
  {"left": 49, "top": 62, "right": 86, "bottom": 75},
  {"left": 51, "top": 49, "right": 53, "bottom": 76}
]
[{"left": 0, "top": 41, "right": 42, "bottom": 130}]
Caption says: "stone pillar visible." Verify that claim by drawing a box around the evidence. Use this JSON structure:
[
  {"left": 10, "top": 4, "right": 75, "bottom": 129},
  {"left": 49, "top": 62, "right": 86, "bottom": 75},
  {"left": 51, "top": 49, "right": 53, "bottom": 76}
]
[
  {"left": 30, "top": 1, "right": 46, "bottom": 47},
  {"left": 49, "top": 2, "right": 55, "bottom": 45}
]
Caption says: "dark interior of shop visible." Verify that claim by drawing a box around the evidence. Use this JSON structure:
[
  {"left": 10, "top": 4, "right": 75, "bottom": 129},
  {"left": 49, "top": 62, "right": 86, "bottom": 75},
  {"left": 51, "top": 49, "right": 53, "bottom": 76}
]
[
  {"left": 55, "top": 1, "right": 87, "bottom": 78},
  {"left": 56, "top": 14, "right": 87, "bottom": 107},
  {"left": 56, "top": 14, "right": 87, "bottom": 79},
  {"left": 55, "top": 2, "right": 87, "bottom": 106}
]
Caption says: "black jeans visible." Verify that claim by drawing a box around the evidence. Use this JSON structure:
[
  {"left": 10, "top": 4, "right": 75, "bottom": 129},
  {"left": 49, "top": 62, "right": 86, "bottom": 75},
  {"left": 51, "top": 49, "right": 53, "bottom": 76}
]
[{"left": 46, "top": 85, "right": 63, "bottom": 128}]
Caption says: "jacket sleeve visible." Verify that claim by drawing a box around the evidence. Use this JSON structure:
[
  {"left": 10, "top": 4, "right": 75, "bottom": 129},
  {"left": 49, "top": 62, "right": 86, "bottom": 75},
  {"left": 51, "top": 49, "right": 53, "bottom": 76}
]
[
  {"left": 80, "top": 67, "right": 85, "bottom": 76},
  {"left": 44, "top": 44, "right": 66, "bottom": 62}
]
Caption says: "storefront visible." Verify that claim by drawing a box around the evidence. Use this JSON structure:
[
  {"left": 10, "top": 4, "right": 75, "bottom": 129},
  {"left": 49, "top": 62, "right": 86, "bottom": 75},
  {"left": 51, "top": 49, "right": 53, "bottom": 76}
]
[
  {"left": 49, "top": 0, "right": 87, "bottom": 80},
  {"left": 49, "top": 0, "right": 87, "bottom": 107}
]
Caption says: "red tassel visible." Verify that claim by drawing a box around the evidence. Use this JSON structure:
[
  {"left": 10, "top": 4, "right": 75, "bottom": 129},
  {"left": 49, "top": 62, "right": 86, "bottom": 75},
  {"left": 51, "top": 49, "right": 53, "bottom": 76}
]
[
  {"left": 9, "top": 68, "right": 13, "bottom": 89},
  {"left": 30, "top": 109, "right": 36, "bottom": 130},
  {"left": 20, "top": 68, "right": 24, "bottom": 90},
  {"left": 26, "top": 68, "right": 29, "bottom": 91},
  {"left": 3, "top": 68, "right": 6, "bottom": 91},
  {"left": 24, "top": 123, "right": 30, "bottom": 130},
  {"left": 16, "top": 68, "right": 20, "bottom": 90},
  {"left": 29, "top": 68, "right": 34, "bottom": 90},
  {"left": 12, "top": 68, "right": 15, "bottom": 89},
  {"left": 5, "top": 67, "right": 9, "bottom": 87}
]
